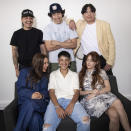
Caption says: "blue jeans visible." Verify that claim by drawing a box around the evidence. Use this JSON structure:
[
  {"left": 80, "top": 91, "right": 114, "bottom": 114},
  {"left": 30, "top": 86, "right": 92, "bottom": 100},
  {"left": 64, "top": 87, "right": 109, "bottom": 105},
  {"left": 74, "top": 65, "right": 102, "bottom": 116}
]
[{"left": 43, "top": 98, "right": 90, "bottom": 131}]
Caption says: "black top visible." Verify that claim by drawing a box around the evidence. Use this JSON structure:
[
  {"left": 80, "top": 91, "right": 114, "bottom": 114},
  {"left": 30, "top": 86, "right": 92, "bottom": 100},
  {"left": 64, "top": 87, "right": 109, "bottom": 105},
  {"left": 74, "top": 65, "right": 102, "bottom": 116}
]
[{"left": 10, "top": 28, "right": 43, "bottom": 67}]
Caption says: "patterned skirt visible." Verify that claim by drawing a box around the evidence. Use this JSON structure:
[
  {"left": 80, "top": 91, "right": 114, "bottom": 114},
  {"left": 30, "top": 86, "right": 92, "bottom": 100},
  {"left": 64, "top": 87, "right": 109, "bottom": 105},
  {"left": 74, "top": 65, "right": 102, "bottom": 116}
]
[{"left": 80, "top": 92, "right": 117, "bottom": 118}]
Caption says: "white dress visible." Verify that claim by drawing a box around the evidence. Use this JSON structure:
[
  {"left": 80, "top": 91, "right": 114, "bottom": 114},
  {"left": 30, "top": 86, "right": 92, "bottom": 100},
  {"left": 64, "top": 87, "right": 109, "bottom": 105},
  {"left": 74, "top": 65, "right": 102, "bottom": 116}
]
[{"left": 80, "top": 69, "right": 117, "bottom": 118}]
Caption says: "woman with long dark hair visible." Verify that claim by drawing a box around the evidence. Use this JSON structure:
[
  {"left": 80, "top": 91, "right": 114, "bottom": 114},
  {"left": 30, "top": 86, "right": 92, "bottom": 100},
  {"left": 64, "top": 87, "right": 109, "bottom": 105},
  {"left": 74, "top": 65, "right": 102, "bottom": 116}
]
[
  {"left": 14, "top": 53, "right": 49, "bottom": 131},
  {"left": 79, "top": 51, "right": 131, "bottom": 131}
]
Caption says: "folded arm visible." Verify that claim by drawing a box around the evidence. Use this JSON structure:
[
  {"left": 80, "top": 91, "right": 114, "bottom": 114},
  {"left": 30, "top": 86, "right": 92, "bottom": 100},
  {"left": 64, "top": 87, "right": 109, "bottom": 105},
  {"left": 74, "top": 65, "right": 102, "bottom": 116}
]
[{"left": 45, "top": 38, "right": 77, "bottom": 52}]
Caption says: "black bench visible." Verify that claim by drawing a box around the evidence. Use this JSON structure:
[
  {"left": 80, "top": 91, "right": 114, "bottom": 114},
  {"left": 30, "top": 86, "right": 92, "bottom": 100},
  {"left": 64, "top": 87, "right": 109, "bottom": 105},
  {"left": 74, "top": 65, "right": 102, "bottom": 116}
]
[{"left": 3, "top": 75, "right": 131, "bottom": 131}]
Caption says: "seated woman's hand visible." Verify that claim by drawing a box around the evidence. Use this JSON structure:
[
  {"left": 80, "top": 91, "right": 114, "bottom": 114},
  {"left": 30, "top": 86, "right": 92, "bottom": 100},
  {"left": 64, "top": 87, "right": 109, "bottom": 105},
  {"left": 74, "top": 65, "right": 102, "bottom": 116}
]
[
  {"left": 31, "top": 92, "right": 43, "bottom": 99},
  {"left": 92, "top": 89, "right": 100, "bottom": 96},
  {"left": 86, "top": 93, "right": 96, "bottom": 101}
]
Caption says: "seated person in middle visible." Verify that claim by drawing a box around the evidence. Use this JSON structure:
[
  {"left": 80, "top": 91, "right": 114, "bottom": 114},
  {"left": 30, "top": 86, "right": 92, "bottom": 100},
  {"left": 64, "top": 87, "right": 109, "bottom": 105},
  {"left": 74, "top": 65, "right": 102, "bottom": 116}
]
[
  {"left": 43, "top": 51, "right": 90, "bottom": 131},
  {"left": 14, "top": 53, "right": 49, "bottom": 131}
]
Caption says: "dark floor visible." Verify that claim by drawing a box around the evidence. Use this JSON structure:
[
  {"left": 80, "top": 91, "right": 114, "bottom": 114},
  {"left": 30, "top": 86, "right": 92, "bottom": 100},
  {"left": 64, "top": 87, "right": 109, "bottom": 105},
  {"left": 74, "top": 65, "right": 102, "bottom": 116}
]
[{"left": 0, "top": 110, "right": 6, "bottom": 131}]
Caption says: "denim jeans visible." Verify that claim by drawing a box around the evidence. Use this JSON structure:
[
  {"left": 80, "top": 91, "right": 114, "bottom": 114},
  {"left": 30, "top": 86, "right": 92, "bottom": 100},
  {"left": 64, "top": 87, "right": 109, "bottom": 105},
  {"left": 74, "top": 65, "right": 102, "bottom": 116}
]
[{"left": 43, "top": 98, "right": 90, "bottom": 131}]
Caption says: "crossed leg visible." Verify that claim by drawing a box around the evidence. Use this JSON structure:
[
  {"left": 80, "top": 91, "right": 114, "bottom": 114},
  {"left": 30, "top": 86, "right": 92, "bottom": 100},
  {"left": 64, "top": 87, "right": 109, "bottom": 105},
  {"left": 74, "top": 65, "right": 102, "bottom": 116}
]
[{"left": 107, "top": 99, "right": 131, "bottom": 131}]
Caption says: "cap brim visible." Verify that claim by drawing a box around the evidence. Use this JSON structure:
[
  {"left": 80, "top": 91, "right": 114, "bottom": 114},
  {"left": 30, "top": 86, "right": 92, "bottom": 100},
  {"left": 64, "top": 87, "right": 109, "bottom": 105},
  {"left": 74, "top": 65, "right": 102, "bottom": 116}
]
[
  {"left": 48, "top": 10, "right": 65, "bottom": 17},
  {"left": 22, "top": 14, "right": 34, "bottom": 18}
]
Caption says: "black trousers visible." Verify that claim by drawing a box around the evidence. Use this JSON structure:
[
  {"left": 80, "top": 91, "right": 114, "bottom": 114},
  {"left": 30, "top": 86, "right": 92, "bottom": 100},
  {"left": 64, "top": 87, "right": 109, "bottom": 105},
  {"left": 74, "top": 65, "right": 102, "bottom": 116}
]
[
  {"left": 19, "top": 64, "right": 31, "bottom": 71},
  {"left": 83, "top": 55, "right": 113, "bottom": 75}
]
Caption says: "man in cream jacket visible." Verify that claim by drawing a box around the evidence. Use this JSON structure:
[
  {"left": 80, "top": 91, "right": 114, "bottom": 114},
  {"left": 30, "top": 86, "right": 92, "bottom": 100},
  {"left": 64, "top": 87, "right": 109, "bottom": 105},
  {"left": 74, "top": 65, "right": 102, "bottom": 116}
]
[{"left": 75, "top": 4, "right": 115, "bottom": 75}]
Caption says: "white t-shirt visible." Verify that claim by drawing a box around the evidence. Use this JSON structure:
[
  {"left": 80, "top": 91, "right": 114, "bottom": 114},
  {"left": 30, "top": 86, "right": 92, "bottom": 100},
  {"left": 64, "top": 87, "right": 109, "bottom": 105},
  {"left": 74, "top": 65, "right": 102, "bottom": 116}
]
[
  {"left": 81, "top": 22, "right": 101, "bottom": 55},
  {"left": 43, "top": 21, "right": 78, "bottom": 63},
  {"left": 48, "top": 69, "right": 79, "bottom": 99}
]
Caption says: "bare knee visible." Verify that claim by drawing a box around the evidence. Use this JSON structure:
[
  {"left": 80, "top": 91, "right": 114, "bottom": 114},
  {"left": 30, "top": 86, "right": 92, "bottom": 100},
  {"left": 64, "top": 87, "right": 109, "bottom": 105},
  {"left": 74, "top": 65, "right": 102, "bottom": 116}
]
[
  {"left": 43, "top": 124, "right": 51, "bottom": 129},
  {"left": 113, "top": 99, "right": 123, "bottom": 107},
  {"left": 107, "top": 108, "right": 119, "bottom": 122},
  {"left": 82, "top": 116, "right": 90, "bottom": 124}
]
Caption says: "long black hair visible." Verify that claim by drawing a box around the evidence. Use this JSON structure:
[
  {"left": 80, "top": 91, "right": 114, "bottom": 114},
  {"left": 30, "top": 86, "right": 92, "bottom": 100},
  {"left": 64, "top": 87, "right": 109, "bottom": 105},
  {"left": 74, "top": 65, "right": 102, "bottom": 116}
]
[{"left": 26, "top": 53, "right": 48, "bottom": 88}]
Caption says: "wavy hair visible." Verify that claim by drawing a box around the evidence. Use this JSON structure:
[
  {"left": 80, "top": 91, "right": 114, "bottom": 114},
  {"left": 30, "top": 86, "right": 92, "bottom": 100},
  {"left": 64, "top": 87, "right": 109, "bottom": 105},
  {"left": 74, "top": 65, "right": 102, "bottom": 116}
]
[
  {"left": 26, "top": 53, "right": 48, "bottom": 88},
  {"left": 79, "top": 51, "right": 103, "bottom": 89}
]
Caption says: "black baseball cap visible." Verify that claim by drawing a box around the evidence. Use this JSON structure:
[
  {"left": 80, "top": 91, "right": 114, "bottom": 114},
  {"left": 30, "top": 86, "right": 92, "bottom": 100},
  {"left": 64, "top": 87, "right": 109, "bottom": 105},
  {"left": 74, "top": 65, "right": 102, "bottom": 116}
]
[
  {"left": 48, "top": 3, "right": 65, "bottom": 17},
  {"left": 22, "top": 9, "right": 34, "bottom": 18}
]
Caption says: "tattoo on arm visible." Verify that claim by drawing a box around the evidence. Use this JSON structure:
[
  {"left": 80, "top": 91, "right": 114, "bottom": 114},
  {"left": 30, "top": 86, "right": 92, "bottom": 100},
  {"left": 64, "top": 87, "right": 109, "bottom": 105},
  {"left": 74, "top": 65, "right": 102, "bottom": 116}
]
[
  {"left": 40, "top": 44, "right": 47, "bottom": 55},
  {"left": 12, "top": 46, "right": 19, "bottom": 69}
]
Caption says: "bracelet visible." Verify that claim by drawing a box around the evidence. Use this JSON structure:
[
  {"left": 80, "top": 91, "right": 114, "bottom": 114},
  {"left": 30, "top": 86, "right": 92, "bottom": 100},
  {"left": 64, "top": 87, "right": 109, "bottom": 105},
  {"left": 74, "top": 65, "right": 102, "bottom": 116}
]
[{"left": 55, "top": 105, "right": 60, "bottom": 109}]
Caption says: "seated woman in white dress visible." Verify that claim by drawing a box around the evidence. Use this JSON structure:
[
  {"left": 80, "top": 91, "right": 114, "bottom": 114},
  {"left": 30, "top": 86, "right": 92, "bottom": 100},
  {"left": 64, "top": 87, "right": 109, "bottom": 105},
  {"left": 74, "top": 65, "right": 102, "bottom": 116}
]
[{"left": 79, "top": 51, "right": 131, "bottom": 131}]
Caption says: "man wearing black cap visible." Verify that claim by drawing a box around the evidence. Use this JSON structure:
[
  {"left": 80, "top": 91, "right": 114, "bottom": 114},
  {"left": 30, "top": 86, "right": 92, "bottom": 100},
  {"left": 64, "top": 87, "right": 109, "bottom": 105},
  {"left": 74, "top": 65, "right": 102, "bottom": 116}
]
[
  {"left": 43, "top": 3, "right": 78, "bottom": 72},
  {"left": 10, "top": 9, "right": 46, "bottom": 77}
]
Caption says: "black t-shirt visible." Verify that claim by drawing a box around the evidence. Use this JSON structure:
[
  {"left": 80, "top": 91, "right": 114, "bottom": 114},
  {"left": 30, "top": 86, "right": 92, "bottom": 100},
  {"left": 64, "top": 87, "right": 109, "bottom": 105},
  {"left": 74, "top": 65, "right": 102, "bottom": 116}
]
[{"left": 10, "top": 27, "right": 43, "bottom": 66}]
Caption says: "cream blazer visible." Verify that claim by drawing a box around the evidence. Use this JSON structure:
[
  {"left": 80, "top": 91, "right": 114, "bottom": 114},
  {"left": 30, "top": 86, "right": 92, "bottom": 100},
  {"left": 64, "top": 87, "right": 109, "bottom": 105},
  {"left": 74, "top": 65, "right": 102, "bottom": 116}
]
[{"left": 75, "top": 19, "right": 115, "bottom": 66}]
